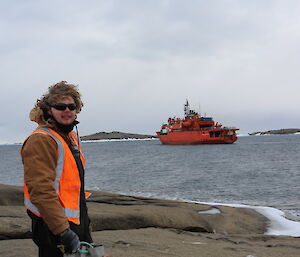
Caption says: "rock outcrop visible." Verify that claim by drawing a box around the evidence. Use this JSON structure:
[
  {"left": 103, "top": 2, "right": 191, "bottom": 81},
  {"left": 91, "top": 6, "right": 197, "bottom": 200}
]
[
  {"left": 80, "top": 131, "right": 156, "bottom": 141},
  {"left": 0, "top": 184, "right": 267, "bottom": 241},
  {"left": 249, "top": 128, "right": 300, "bottom": 136},
  {"left": 2, "top": 184, "right": 300, "bottom": 257}
]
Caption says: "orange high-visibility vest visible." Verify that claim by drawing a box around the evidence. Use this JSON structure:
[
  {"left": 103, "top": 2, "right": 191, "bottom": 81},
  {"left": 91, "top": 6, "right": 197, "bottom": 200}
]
[{"left": 24, "top": 126, "right": 85, "bottom": 224}]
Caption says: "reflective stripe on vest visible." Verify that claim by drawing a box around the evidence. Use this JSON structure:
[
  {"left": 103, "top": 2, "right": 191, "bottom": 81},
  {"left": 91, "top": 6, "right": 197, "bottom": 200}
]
[{"left": 24, "top": 126, "right": 81, "bottom": 222}]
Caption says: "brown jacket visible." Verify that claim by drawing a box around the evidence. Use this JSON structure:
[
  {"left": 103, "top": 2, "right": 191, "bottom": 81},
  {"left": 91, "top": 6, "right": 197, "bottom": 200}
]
[{"left": 21, "top": 107, "right": 77, "bottom": 235}]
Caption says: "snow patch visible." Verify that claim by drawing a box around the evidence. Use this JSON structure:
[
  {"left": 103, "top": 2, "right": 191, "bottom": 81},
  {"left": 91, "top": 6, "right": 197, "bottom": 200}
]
[
  {"left": 198, "top": 207, "right": 221, "bottom": 215},
  {"left": 196, "top": 202, "right": 300, "bottom": 237}
]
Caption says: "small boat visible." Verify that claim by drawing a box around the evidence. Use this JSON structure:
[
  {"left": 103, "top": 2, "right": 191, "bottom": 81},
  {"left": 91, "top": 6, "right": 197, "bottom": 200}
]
[{"left": 156, "top": 100, "right": 239, "bottom": 145}]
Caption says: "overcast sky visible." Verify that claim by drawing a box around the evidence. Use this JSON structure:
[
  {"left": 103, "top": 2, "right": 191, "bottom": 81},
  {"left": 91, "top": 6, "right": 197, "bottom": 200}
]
[{"left": 1, "top": 0, "right": 300, "bottom": 143}]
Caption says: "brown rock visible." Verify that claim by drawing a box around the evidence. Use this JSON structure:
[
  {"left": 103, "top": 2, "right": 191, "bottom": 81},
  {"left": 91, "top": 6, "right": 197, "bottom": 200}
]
[
  {"left": 0, "top": 185, "right": 32, "bottom": 239},
  {"left": 1, "top": 184, "right": 299, "bottom": 257},
  {"left": 0, "top": 184, "right": 24, "bottom": 206},
  {"left": 0, "top": 184, "right": 267, "bottom": 240},
  {"left": 87, "top": 190, "right": 267, "bottom": 234}
]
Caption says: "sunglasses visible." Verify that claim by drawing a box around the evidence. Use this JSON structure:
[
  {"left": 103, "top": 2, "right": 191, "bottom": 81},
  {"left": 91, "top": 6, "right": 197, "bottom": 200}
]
[{"left": 49, "top": 103, "right": 77, "bottom": 111}]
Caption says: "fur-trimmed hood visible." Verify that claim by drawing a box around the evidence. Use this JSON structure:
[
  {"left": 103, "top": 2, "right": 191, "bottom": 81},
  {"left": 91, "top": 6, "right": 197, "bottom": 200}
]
[{"left": 29, "top": 106, "right": 53, "bottom": 127}]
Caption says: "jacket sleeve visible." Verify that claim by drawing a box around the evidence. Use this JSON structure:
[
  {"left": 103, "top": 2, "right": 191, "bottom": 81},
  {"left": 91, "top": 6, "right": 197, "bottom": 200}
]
[{"left": 22, "top": 133, "right": 69, "bottom": 235}]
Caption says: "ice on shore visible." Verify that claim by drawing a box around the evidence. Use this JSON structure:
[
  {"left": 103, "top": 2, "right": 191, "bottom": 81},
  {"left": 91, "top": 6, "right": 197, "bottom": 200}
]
[
  {"left": 197, "top": 202, "right": 300, "bottom": 237},
  {"left": 198, "top": 207, "right": 221, "bottom": 215},
  {"left": 254, "top": 206, "right": 300, "bottom": 236}
]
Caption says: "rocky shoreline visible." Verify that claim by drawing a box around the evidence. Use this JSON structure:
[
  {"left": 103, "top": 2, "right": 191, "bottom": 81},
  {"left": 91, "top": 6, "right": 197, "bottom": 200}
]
[
  {"left": 81, "top": 131, "right": 157, "bottom": 141},
  {"left": 1, "top": 184, "right": 299, "bottom": 257},
  {"left": 249, "top": 128, "right": 300, "bottom": 136}
]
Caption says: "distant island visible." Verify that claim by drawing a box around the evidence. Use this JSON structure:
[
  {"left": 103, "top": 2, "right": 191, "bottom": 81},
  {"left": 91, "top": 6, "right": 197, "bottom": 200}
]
[
  {"left": 249, "top": 128, "right": 300, "bottom": 136},
  {"left": 80, "top": 131, "right": 157, "bottom": 141}
]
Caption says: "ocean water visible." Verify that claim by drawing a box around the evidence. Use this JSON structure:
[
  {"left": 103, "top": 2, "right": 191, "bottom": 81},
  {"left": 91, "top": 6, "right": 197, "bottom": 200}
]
[{"left": 1, "top": 134, "right": 300, "bottom": 223}]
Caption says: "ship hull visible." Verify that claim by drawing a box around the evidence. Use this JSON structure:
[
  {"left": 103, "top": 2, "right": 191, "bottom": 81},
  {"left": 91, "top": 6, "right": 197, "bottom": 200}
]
[{"left": 156, "top": 130, "right": 237, "bottom": 145}]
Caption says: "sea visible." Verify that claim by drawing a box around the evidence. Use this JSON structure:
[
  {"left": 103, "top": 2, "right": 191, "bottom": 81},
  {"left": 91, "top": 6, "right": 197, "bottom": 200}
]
[{"left": 1, "top": 134, "right": 300, "bottom": 235}]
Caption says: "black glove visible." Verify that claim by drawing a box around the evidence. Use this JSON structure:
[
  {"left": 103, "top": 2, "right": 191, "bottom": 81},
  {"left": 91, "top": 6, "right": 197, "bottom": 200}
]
[{"left": 60, "top": 228, "right": 80, "bottom": 254}]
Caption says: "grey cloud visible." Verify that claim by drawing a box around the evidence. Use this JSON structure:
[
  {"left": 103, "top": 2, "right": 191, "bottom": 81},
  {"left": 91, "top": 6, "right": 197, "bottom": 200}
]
[{"left": 1, "top": 0, "right": 300, "bottom": 142}]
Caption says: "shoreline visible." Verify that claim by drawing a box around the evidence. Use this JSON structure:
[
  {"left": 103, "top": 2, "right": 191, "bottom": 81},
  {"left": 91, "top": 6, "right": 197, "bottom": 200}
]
[
  {"left": 87, "top": 186, "right": 300, "bottom": 229},
  {"left": 1, "top": 183, "right": 300, "bottom": 236},
  {"left": 195, "top": 201, "right": 300, "bottom": 237},
  {"left": 2, "top": 132, "right": 300, "bottom": 145},
  {"left": 1, "top": 184, "right": 300, "bottom": 257},
  {"left": 82, "top": 138, "right": 159, "bottom": 143}
]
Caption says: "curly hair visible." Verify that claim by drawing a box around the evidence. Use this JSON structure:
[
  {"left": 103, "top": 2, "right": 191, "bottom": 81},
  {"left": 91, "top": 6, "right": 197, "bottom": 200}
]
[{"left": 36, "top": 81, "right": 84, "bottom": 113}]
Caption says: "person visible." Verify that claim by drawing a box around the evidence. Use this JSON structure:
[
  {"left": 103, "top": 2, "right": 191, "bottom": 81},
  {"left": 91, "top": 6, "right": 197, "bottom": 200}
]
[{"left": 21, "top": 81, "right": 94, "bottom": 257}]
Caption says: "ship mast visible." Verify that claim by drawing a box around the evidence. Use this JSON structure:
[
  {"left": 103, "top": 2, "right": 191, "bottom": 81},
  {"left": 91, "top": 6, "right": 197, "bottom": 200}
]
[{"left": 184, "top": 99, "right": 190, "bottom": 118}]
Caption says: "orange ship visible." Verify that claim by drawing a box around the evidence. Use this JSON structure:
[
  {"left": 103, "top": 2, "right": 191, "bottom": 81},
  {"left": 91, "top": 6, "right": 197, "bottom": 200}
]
[{"left": 156, "top": 100, "right": 239, "bottom": 145}]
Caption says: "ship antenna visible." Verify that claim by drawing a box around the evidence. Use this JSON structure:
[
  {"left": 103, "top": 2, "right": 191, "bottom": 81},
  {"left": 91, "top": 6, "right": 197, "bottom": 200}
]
[{"left": 184, "top": 99, "right": 190, "bottom": 117}]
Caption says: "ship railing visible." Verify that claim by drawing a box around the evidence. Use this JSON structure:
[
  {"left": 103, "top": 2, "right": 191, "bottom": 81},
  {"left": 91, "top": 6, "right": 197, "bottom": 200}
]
[
  {"left": 221, "top": 127, "right": 238, "bottom": 130},
  {"left": 168, "top": 126, "right": 238, "bottom": 132},
  {"left": 194, "top": 126, "right": 238, "bottom": 131}
]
